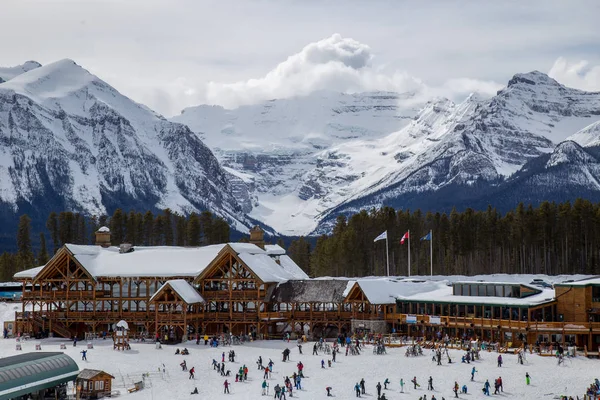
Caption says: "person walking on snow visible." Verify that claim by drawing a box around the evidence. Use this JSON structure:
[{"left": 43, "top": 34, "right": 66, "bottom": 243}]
[
  {"left": 180, "top": 360, "right": 187, "bottom": 371},
  {"left": 354, "top": 383, "right": 361, "bottom": 397},
  {"left": 498, "top": 376, "right": 503, "bottom": 392},
  {"left": 453, "top": 381, "right": 459, "bottom": 398},
  {"left": 262, "top": 380, "right": 268, "bottom": 395},
  {"left": 313, "top": 343, "right": 318, "bottom": 355},
  {"left": 326, "top": 386, "right": 333, "bottom": 396},
  {"left": 471, "top": 366, "right": 477, "bottom": 381},
  {"left": 321, "top": 359, "right": 325, "bottom": 368},
  {"left": 497, "top": 354, "right": 503, "bottom": 367},
  {"left": 80, "top": 350, "right": 87, "bottom": 361},
  {"left": 189, "top": 367, "right": 195, "bottom": 379},
  {"left": 428, "top": 376, "right": 434, "bottom": 390},
  {"left": 384, "top": 378, "right": 390, "bottom": 390},
  {"left": 376, "top": 382, "right": 382, "bottom": 397},
  {"left": 411, "top": 376, "right": 419, "bottom": 389},
  {"left": 360, "top": 378, "right": 366, "bottom": 394},
  {"left": 525, "top": 372, "right": 531, "bottom": 385},
  {"left": 400, "top": 378, "right": 405, "bottom": 393},
  {"left": 223, "top": 380, "right": 230, "bottom": 394},
  {"left": 483, "top": 379, "right": 490, "bottom": 396},
  {"left": 222, "top": 352, "right": 225, "bottom": 363}
]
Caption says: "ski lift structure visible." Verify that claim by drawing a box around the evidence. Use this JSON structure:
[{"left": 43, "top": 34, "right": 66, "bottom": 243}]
[{"left": 113, "top": 320, "right": 130, "bottom": 351}]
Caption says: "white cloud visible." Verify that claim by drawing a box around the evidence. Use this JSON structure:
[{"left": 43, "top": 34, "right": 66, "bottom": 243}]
[
  {"left": 548, "top": 57, "right": 600, "bottom": 92},
  {"left": 204, "top": 34, "right": 425, "bottom": 109}
]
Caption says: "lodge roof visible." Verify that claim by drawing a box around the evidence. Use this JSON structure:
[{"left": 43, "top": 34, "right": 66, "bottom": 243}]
[
  {"left": 77, "top": 369, "right": 115, "bottom": 380},
  {"left": 266, "top": 280, "right": 351, "bottom": 303},
  {"left": 149, "top": 280, "right": 205, "bottom": 304}
]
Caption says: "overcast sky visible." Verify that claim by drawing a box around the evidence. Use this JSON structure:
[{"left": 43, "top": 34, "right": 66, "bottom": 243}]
[{"left": 1, "top": 0, "right": 600, "bottom": 116}]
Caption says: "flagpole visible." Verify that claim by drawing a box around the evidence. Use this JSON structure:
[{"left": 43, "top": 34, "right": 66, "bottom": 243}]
[
  {"left": 385, "top": 234, "right": 390, "bottom": 277},
  {"left": 408, "top": 230, "right": 411, "bottom": 277},
  {"left": 430, "top": 229, "right": 433, "bottom": 277}
]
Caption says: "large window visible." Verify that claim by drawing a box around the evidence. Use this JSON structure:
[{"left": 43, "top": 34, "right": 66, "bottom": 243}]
[{"left": 592, "top": 286, "right": 600, "bottom": 303}]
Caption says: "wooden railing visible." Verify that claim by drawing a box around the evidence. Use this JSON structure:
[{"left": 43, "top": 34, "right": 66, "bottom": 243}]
[{"left": 203, "top": 291, "right": 264, "bottom": 300}]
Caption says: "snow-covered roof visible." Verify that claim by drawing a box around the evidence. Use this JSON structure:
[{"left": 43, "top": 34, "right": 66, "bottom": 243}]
[
  {"left": 351, "top": 278, "right": 415, "bottom": 305},
  {"left": 13, "top": 266, "right": 45, "bottom": 280},
  {"left": 150, "top": 280, "right": 204, "bottom": 304},
  {"left": 396, "top": 280, "right": 556, "bottom": 307},
  {"left": 264, "top": 244, "right": 286, "bottom": 255},
  {"left": 237, "top": 253, "right": 308, "bottom": 283},
  {"left": 453, "top": 281, "right": 542, "bottom": 292},
  {"left": 64, "top": 243, "right": 227, "bottom": 279},
  {"left": 555, "top": 276, "right": 600, "bottom": 286},
  {"left": 228, "top": 243, "right": 266, "bottom": 255},
  {"left": 97, "top": 226, "right": 110, "bottom": 232}
]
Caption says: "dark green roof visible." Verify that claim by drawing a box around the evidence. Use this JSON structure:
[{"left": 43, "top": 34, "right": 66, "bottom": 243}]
[{"left": 0, "top": 352, "right": 78, "bottom": 400}]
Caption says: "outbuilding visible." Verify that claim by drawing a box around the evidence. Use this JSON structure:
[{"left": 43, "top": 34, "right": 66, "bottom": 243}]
[
  {"left": 0, "top": 352, "right": 79, "bottom": 400},
  {"left": 76, "top": 369, "right": 115, "bottom": 399}
]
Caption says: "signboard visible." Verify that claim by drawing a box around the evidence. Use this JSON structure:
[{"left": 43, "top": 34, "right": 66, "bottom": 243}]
[
  {"left": 406, "top": 315, "right": 417, "bottom": 324},
  {"left": 429, "top": 316, "right": 441, "bottom": 325}
]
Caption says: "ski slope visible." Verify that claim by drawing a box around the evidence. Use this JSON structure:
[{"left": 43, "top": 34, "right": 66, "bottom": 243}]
[{"left": 0, "top": 324, "right": 596, "bottom": 399}]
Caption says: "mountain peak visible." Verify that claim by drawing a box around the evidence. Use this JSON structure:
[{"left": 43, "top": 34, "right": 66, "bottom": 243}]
[
  {"left": 546, "top": 140, "right": 595, "bottom": 168},
  {"left": 0, "top": 60, "right": 42, "bottom": 82},
  {"left": 507, "top": 71, "right": 560, "bottom": 87}
]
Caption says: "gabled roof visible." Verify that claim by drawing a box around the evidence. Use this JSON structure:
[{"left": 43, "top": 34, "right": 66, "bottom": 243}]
[
  {"left": 237, "top": 252, "right": 309, "bottom": 283},
  {"left": 0, "top": 352, "right": 79, "bottom": 399},
  {"left": 266, "top": 280, "right": 351, "bottom": 303},
  {"left": 77, "top": 369, "right": 115, "bottom": 380},
  {"left": 13, "top": 265, "right": 45, "bottom": 280},
  {"left": 149, "top": 280, "right": 205, "bottom": 304},
  {"left": 346, "top": 278, "right": 408, "bottom": 305}
]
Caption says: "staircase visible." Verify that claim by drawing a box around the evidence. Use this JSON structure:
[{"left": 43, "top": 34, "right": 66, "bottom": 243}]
[{"left": 32, "top": 314, "right": 72, "bottom": 338}]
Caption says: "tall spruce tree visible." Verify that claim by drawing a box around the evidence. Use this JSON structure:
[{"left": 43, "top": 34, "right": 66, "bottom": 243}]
[
  {"left": 17, "top": 214, "right": 34, "bottom": 270},
  {"left": 46, "top": 212, "right": 59, "bottom": 253},
  {"left": 38, "top": 233, "right": 49, "bottom": 265}
]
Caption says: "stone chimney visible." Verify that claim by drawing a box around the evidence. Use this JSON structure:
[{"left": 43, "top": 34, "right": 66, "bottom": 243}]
[
  {"left": 95, "top": 226, "right": 111, "bottom": 248},
  {"left": 249, "top": 226, "right": 265, "bottom": 249}
]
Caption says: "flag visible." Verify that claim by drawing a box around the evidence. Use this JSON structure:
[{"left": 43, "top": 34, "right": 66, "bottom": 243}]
[
  {"left": 400, "top": 231, "right": 409, "bottom": 244},
  {"left": 373, "top": 231, "right": 387, "bottom": 242},
  {"left": 420, "top": 231, "right": 431, "bottom": 241}
]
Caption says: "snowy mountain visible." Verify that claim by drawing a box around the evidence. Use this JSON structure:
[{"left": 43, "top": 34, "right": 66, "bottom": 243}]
[
  {"left": 0, "top": 61, "right": 41, "bottom": 83},
  {"left": 0, "top": 59, "right": 251, "bottom": 232},
  {"left": 174, "top": 71, "right": 600, "bottom": 235}
]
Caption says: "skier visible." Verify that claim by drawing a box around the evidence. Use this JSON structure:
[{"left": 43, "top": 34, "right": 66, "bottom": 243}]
[
  {"left": 80, "top": 350, "right": 87, "bottom": 361},
  {"left": 189, "top": 367, "right": 195, "bottom": 379},
  {"left": 224, "top": 380, "right": 230, "bottom": 394},
  {"left": 258, "top": 356, "right": 263, "bottom": 370},
  {"left": 263, "top": 366, "right": 270, "bottom": 380},
  {"left": 384, "top": 378, "right": 390, "bottom": 389},
  {"left": 298, "top": 344, "right": 303, "bottom": 354},
  {"left": 313, "top": 343, "right": 318, "bottom": 355},
  {"left": 497, "top": 354, "right": 503, "bottom": 367},
  {"left": 354, "top": 382, "right": 361, "bottom": 397},
  {"left": 411, "top": 376, "right": 419, "bottom": 389},
  {"left": 525, "top": 372, "right": 531, "bottom": 385},
  {"left": 400, "top": 378, "right": 405, "bottom": 393},
  {"left": 376, "top": 382, "right": 382, "bottom": 397},
  {"left": 262, "top": 380, "right": 268, "bottom": 396},
  {"left": 471, "top": 366, "right": 477, "bottom": 381},
  {"left": 360, "top": 378, "right": 366, "bottom": 394},
  {"left": 326, "top": 386, "right": 333, "bottom": 396},
  {"left": 274, "top": 384, "right": 281, "bottom": 399},
  {"left": 428, "top": 376, "right": 434, "bottom": 391},
  {"left": 483, "top": 379, "right": 490, "bottom": 396},
  {"left": 281, "top": 384, "right": 287, "bottom": 400}
]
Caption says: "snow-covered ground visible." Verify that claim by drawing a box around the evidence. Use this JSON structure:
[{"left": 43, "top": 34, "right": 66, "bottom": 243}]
[{"left": 0, "top": 302, "right": 597, "bottom": 400}]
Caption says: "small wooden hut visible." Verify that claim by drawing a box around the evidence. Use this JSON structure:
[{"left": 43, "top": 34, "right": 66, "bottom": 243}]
[{"left": 76, "top": 369, "right": 114, "bottom": 399}]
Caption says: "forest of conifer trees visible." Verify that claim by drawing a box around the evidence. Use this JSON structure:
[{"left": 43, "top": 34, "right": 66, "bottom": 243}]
[
  {"left": 0, "top": 209, "right": 230, "bottom": 281},
  {"left": 2, "top": 199, "right": 600, "bottom": 282}
]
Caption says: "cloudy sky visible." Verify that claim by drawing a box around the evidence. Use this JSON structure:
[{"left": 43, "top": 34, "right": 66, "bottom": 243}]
[{"left": 1, "top": 0, "right": 600, "bottom": 116}]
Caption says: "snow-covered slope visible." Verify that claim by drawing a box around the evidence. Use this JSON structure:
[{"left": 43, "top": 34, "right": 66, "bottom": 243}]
[
  {"left": 175, "top": 71, "right": 600, "bottom": 235},
  {"left": 0, "top": 59, "right": 250, "bottom": 231},
  {"left": 567, "top": 120, "right": 600, "bottom": 148},
  {"left": 173, "top": 91, "right": 421, "bottom": 233},
  {"left": 0, "top": 61, "right": 41, "bottom": 83}
]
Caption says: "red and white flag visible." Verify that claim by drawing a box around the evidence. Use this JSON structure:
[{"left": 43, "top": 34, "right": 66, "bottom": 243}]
[{"left": 400, "top": 231, "right": 410, "bottom": 244}]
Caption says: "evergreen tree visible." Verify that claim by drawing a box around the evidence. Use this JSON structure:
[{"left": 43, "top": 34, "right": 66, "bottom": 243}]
[
  {"left": 46, "top": 211, "right": 60, "bottom": 254},
  {"left": 142, "top": 211, "right": 154, "bottom": 246},
  {"left": 163, "top": 209, "right": 174, "bottom": 246},
  {"left": 175, "top": 214, "right": 187, "bottom": 246},
  {"left": 38, "top": 232, "right": 49, "bottom": 265},
  {"left": 110, "top": 209, "right": 126, "bottom": 244},
  {"left": 187, "top": 213, "right": 201, "bottom": 246},
  {"left": 16, "top": 214, "right": 34, "bottom": 270}
]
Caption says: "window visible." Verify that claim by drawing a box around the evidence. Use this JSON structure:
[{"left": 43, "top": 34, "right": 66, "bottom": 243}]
[
  {"left": 478, "top": 286, "right": 486, "bottom": 297},
  {"left": 469, "top": 284, "right": 477, "bottom": 296},
  {"left": 592, "top": 287, "right": 600, "bottom": 303},
  {"left": 95, "top": 380, "right": 104, "bottom": 391},
  {"left": 453, "top": 285, "right": 461, "bottom": 296},
  {"left": 495, "top": 285, "right": 503, "bottom": 297}
]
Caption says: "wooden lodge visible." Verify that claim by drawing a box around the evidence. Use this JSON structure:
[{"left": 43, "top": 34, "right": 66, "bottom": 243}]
[{"left": 12, "top": 227, "right": 600, "bottom": 352}]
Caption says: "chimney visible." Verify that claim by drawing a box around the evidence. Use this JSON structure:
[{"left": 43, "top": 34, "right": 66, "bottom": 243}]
[
  {"left": 249, "top": 226, "right": 265, "bottom": 249},
  {"left": 95, "top": 226, "right": 111, "bottom": 248}
]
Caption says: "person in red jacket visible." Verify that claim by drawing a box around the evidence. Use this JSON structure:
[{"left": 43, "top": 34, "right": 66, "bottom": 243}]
[{"left": 189, "top": 367, "right": 195, "bottom": 379}]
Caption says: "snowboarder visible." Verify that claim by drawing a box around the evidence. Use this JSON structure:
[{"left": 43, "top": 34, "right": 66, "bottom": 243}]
[
  {"left": 326, "top": 386, "right": 333, "bottom": 396},
  {"left": 80, "top": 350, "right": 87, "bottom": 361},
  {"left": 360, "top": 378, "right": 366, "bottom": 394},
  {"left": 411, "top": 376, "right": 419, "bottom": 389},
  {"left": 189, "top": 367, "right": 195, "bottom": 379},
  {"left": 376, "top": 382, "right": 382, "bottom": 397},
  {"left": 471, "top": 366, "right": 477, "bottom": 381},
  {"left": 428, "top": 376, "right": 434, "bottom": 391},
  {"left": 525, "top": 372, "right": 531, "bottom": 385},
  {"left": 400, "top": 378, "right": 405, "bottom": 393},
  {"left": 224, "top": 379, "right": 230, "bottom": 394},
  {"left": 262, "top": 380, "right": 268, "bottom": 395},
  {"left": 354, "top": 382, "right": 361, "bottom": 397},
  {"left": 384, "top": 378, "right": 390, "bottom": 389}
]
